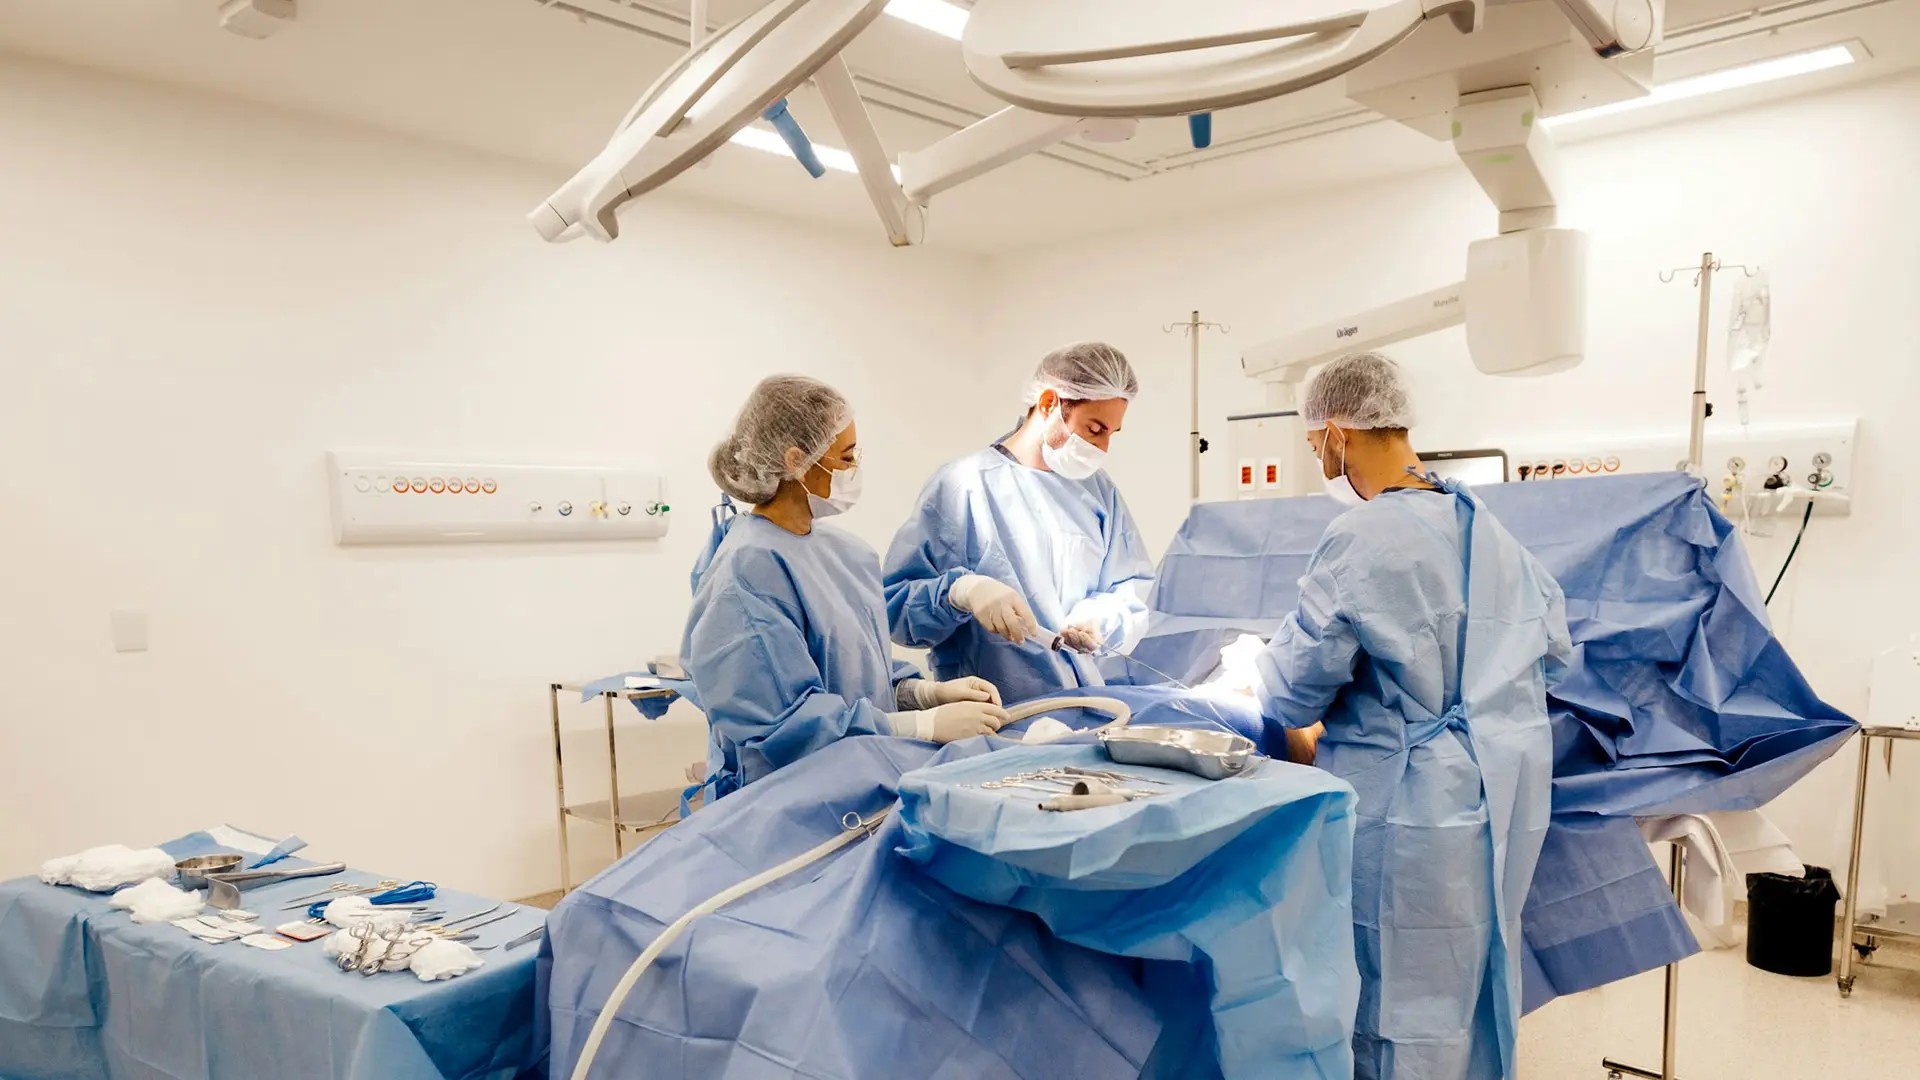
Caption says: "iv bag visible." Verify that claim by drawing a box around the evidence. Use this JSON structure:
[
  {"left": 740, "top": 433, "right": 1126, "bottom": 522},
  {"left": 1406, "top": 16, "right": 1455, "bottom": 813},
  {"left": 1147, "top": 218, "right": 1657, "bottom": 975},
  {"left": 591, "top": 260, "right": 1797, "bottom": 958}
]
[{"left": 1727, "top": 269, "right": 1771, "bottom": 382}]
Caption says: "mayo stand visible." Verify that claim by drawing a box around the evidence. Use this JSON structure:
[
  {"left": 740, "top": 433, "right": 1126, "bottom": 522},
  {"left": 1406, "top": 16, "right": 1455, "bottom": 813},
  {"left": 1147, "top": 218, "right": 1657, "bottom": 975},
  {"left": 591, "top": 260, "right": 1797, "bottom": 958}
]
[
  {"left": 1602, "top": 841, "right": 1689, "bottom": 1080},
  {"left": 1837, "top": 726, "right": 1920, "bottom": 997},
  {"left": 550, "top": 681, "right": 692, "bottom": 894}
]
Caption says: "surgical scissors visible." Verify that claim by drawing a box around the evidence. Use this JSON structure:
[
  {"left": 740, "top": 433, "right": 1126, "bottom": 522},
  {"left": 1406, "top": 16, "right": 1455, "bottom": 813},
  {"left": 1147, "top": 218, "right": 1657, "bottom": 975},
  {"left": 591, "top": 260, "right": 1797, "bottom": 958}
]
[{"left": 282, "top": 879, "right": 400, "bottom": 908}]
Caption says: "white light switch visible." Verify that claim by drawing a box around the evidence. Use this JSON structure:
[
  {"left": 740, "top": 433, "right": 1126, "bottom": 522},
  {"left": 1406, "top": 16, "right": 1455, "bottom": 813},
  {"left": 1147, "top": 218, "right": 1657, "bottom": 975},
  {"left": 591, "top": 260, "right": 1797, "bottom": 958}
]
[{"left": 110, "top": 610, "right": 149, "bottom": 654}]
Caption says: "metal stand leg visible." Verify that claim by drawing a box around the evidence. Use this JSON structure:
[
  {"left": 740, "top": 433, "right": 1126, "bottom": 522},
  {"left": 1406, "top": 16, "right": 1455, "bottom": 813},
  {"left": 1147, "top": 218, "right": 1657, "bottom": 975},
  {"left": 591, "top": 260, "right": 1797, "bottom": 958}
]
[
  {"left": 1838, "top": 731, "right": 1874, "bottom": 997},
  {"left": 1602, "top": 844, "right": 1686, "bottom": 1080},
  {"left": 605, "top": 692, "right": 626, "bottom": 859},
  {"left": 551, "top": 683, "right": 573, "bottom": 895}
]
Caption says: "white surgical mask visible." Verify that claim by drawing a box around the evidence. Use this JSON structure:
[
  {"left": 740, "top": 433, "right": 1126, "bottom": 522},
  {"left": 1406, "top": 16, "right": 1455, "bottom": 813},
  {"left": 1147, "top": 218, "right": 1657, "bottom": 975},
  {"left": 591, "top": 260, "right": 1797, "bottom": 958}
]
[
  {"left": 1040, "top": 411, "right": 1107, "bottom": 480},
  {"left": 1317, "top": 429, "right": 1365, "bottom": 508},
  {"left": 806, "top": 463, "right": 862, "bottom": 519}
]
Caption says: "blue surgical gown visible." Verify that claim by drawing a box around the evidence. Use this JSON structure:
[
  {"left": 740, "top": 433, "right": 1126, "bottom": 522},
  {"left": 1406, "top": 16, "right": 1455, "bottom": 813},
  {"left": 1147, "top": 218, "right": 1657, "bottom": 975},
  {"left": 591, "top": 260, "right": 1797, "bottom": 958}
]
[
  {"left": 883, "top": 447, "right": 1154, "bottom": 704},
  {"left": 1255, "top": 483, "right": 1570, "bottom": 1080},
  {"left": 683, "top": 507, "right": 920, "bottom": 796}
]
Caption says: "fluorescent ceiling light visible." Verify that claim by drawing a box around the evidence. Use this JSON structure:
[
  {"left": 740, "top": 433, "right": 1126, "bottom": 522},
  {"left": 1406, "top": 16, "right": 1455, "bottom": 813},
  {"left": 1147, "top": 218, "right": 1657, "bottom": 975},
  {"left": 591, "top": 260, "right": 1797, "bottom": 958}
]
[
  {"left": 728, "top": 125, "right": 903, "bottom": 180},
  {"left": 884, "top": 0, "right": 968, "bottom": 40},
  {"left": 1549, "top": 45, "right": 1855, "bottom": 126}
]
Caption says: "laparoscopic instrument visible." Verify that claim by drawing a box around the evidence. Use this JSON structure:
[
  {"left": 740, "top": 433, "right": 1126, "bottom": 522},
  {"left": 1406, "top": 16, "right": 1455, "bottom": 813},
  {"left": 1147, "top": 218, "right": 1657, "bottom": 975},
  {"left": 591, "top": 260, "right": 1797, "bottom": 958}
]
[{"left": 1038, "top": 627, "right": 1192, "bottom": 689}]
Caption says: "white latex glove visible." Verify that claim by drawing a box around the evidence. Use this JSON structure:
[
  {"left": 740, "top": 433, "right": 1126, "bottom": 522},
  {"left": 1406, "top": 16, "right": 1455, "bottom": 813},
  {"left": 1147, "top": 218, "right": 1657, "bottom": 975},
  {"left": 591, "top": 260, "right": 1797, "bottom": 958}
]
[
  {"left": 949, "top": 575, "right": 1040, "bottom": 645},
  {"left": 912, "top": 676, "right": 1004, "bottom": 708},
  {"left": 888, "top": 700, "right": 1011, "bottom": 744},
  {"left": 1056, "top": 624, "right": 1101, "bottom": 654}
]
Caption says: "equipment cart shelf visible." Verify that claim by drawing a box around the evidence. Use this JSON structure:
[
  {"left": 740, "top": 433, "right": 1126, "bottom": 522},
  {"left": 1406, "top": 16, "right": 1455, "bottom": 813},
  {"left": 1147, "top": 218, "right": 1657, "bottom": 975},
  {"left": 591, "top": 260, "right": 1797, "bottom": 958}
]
[
  {"left": 549, "top": 681, "right": 696, "bottom": 894},
  {"left": 1837, "top": 725, "right": 1920, "bottom": 997}
]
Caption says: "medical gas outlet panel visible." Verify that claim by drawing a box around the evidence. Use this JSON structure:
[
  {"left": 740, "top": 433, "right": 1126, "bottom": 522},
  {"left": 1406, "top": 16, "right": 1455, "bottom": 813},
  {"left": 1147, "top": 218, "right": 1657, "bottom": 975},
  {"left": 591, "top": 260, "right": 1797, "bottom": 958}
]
[
  {"left": 1507, "top": 420, "right": 1857, "bottom": 517},
  {"left": 327, "top": 454, "right": 670, "bottom": 545}
]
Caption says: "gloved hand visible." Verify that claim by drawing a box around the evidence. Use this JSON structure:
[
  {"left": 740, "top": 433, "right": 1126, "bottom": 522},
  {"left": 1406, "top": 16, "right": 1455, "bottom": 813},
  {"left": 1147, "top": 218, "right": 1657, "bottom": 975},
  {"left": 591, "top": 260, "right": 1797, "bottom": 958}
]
[
  {"left": 1056, "top": 624, "right": 1101, "bottom": 654},
  {"left": 949, "top": 575, "right": 1040, "bottom": 645},
  {"left": 888, "top": 700, "right": 1011, "bottom": 744},
  {"left": 912, "top": 676, "right": 1004, "bottom": 708}
]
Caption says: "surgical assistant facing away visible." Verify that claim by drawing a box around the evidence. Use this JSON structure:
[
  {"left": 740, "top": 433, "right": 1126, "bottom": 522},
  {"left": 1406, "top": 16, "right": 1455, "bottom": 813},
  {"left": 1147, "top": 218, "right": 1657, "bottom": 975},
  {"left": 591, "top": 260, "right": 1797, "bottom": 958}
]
[
  {"left": 682, "top": 375, "right": 1012, "bottom": 799},
  {"left": 885, "top": 342, "right": 1156, "bottom": 704},
  {"left": 1254, "top": 352, "right": 1572, "bottom": 1080}
]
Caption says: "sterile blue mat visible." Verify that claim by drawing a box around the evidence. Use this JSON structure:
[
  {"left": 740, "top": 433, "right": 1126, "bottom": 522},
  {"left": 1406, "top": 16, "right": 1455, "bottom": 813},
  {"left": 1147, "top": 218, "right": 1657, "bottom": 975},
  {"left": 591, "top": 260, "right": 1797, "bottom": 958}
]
[
  {"left": 1137, "top": 471, "right": 1857, "bottom": 1010},
  {"left": 543, "top": 692, "right": 1354, "bottom": 1080},
  {"left": 576, "top": 673, "right": 700, "bottom": 719},
  {"left": 0, "top": 834, "right": 544, "bottom": 1080},
  {"left": 897, "top": 744, "right": 1358, "bottom": 1080}
]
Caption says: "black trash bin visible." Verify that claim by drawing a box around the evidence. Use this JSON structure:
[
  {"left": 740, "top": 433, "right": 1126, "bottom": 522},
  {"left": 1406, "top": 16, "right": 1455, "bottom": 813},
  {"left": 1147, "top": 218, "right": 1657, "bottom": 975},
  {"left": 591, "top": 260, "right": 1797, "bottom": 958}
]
[{"left": 1746, "top": 865, "right": 1842, "bottom": 976}]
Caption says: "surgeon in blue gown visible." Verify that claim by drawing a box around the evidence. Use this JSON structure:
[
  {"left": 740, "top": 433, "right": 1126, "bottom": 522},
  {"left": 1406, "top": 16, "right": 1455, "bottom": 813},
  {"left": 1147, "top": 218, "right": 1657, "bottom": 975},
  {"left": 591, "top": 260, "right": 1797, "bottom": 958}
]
[
  {"left": 684, "top": 375, "right": 1011, "bottom": 798},
  {"left": 884, "top": 343, "right": 1155, "bottom": 704},
  {"left": 1252, "top": 352, "right": 1571, "bottom": 1080}
]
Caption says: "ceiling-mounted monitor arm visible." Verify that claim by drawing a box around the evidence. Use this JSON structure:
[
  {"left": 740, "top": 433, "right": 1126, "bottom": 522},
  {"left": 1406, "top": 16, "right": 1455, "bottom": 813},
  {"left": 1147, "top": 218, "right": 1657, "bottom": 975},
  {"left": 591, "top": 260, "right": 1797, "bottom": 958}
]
[
  {"left": 1242, "top": 86, "right": 1586, "bottom": 393},
  {"left": 1454, "top": 86, "right": 1562, "bottom": 233}
]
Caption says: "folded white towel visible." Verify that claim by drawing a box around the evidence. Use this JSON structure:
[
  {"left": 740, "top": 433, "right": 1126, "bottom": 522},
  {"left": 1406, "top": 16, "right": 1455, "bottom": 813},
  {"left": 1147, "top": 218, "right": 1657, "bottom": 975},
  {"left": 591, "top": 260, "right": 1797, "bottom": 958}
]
[
  {"left": 108, "top": 879, "right": 206, "bottom": 925},
  {"left": 409, "top": 939, "right": 483, "bottom": 982},
  {"left": 41, "top": 845, "right": 175, "bottom": 893},
  {"left": 40, "top": 846, "right": 119, "bottom": 885},
  {"left": 1022, "top": 717, "right": 1076, "bottom": 744}
]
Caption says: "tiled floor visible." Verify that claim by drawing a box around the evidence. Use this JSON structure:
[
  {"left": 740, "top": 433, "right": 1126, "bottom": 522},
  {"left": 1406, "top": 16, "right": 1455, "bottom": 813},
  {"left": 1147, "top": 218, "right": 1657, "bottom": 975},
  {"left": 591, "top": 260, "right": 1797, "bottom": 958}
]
[
  {"left": 517, "top": 888, "right": 1920, "bottom": 1076},
  {"left": 1519, "top": 934, "right": 1920, "bottom": 1078}
]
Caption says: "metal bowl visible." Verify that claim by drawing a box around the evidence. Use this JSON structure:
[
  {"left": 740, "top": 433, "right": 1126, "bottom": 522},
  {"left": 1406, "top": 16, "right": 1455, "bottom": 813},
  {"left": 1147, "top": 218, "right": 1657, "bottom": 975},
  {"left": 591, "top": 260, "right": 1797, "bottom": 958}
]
[
  {"left": 1098, "top": 725, "right": 1261, "bottom": 780},
  {"left": 175, "top": 854, "right": 244, "bottom": 890}
]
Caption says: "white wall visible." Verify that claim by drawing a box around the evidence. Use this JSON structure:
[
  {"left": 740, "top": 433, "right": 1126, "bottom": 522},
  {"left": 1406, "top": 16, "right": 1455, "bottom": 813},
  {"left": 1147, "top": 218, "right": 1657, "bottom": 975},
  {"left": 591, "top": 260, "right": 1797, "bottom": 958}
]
[
  {"left": 0, "top": 55, "right": 999, "bottom": 898},
  {"left": 980, "top": 72, "right": 1920, "bottom": 894}
]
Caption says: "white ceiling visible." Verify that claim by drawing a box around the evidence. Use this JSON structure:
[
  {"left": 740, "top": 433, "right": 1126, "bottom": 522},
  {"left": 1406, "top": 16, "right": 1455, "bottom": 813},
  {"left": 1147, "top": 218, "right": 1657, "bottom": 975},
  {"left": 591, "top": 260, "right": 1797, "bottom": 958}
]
[{"left": 2, "top": 0, "right": 1916, "bottom": 252}]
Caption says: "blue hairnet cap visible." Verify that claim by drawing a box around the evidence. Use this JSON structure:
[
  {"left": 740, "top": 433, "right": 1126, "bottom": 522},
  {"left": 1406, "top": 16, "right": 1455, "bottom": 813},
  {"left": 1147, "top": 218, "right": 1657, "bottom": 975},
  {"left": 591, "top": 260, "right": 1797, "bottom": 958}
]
[
  {"left": 1024, "top": 342, "right": 1140, "bottom": 405},
  {"left": 1302, "top": 351, "right": 1414, "bottom": 430}
]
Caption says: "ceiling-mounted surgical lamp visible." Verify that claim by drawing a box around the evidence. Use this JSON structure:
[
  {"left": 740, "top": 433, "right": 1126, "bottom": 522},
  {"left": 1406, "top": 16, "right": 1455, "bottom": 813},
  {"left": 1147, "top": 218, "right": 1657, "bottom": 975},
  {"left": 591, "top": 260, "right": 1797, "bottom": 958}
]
[{"left": 534, "top": 0, "right": 1664, "bottom": 251}]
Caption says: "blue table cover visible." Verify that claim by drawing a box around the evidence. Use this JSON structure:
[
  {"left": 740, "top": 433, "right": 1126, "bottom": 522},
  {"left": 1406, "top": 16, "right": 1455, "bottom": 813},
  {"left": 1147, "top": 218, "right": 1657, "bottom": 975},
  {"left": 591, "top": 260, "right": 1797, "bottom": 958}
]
[{"left": 0, "top": 832, "right": 545, "bottom": 1080}]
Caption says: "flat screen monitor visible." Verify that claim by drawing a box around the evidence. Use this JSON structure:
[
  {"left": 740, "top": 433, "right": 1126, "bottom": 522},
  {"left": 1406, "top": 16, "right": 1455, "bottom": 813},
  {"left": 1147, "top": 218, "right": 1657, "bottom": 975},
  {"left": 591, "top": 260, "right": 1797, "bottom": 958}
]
[{"left": 1419, "top": 448, "right": 1509, "bottom": 486}]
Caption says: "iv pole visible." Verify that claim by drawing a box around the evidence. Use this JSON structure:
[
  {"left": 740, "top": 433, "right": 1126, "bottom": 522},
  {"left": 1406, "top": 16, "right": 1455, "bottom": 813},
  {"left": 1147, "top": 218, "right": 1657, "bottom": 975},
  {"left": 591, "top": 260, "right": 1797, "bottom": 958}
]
[
  {"left": 1660, "top": 252, "right": 1759, "bottom": 474},
  {"left": 1601, "top": 251, "right": 1759, "bottom": 1080},
  {"left": 1165, "top": 311, "right": 1228, "bottom": 502}
]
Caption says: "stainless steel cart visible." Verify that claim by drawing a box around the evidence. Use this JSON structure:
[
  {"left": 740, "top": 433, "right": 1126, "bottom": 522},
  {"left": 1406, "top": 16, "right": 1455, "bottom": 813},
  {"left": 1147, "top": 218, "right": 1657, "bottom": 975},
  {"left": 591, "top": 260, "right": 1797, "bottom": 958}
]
[
  {"left": 1837, "top": 725, "right": 1920, "bottom": 997},
  {"left": 549, "top": 680, "right": 695, "bottom": 894}
]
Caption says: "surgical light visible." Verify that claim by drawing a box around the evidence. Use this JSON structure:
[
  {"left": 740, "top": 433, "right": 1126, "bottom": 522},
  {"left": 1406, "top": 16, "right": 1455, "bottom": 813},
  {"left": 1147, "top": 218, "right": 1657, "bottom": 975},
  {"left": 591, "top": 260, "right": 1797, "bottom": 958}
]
[
  {"left": 727, "top": 124, "right": 904, "bottom": 181},
  {"left": 883, "top": 0, "right": 968, "bottom": 40},
  {"left": 1548, "top": 45, "right": 1856, "bottom": 127}
]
